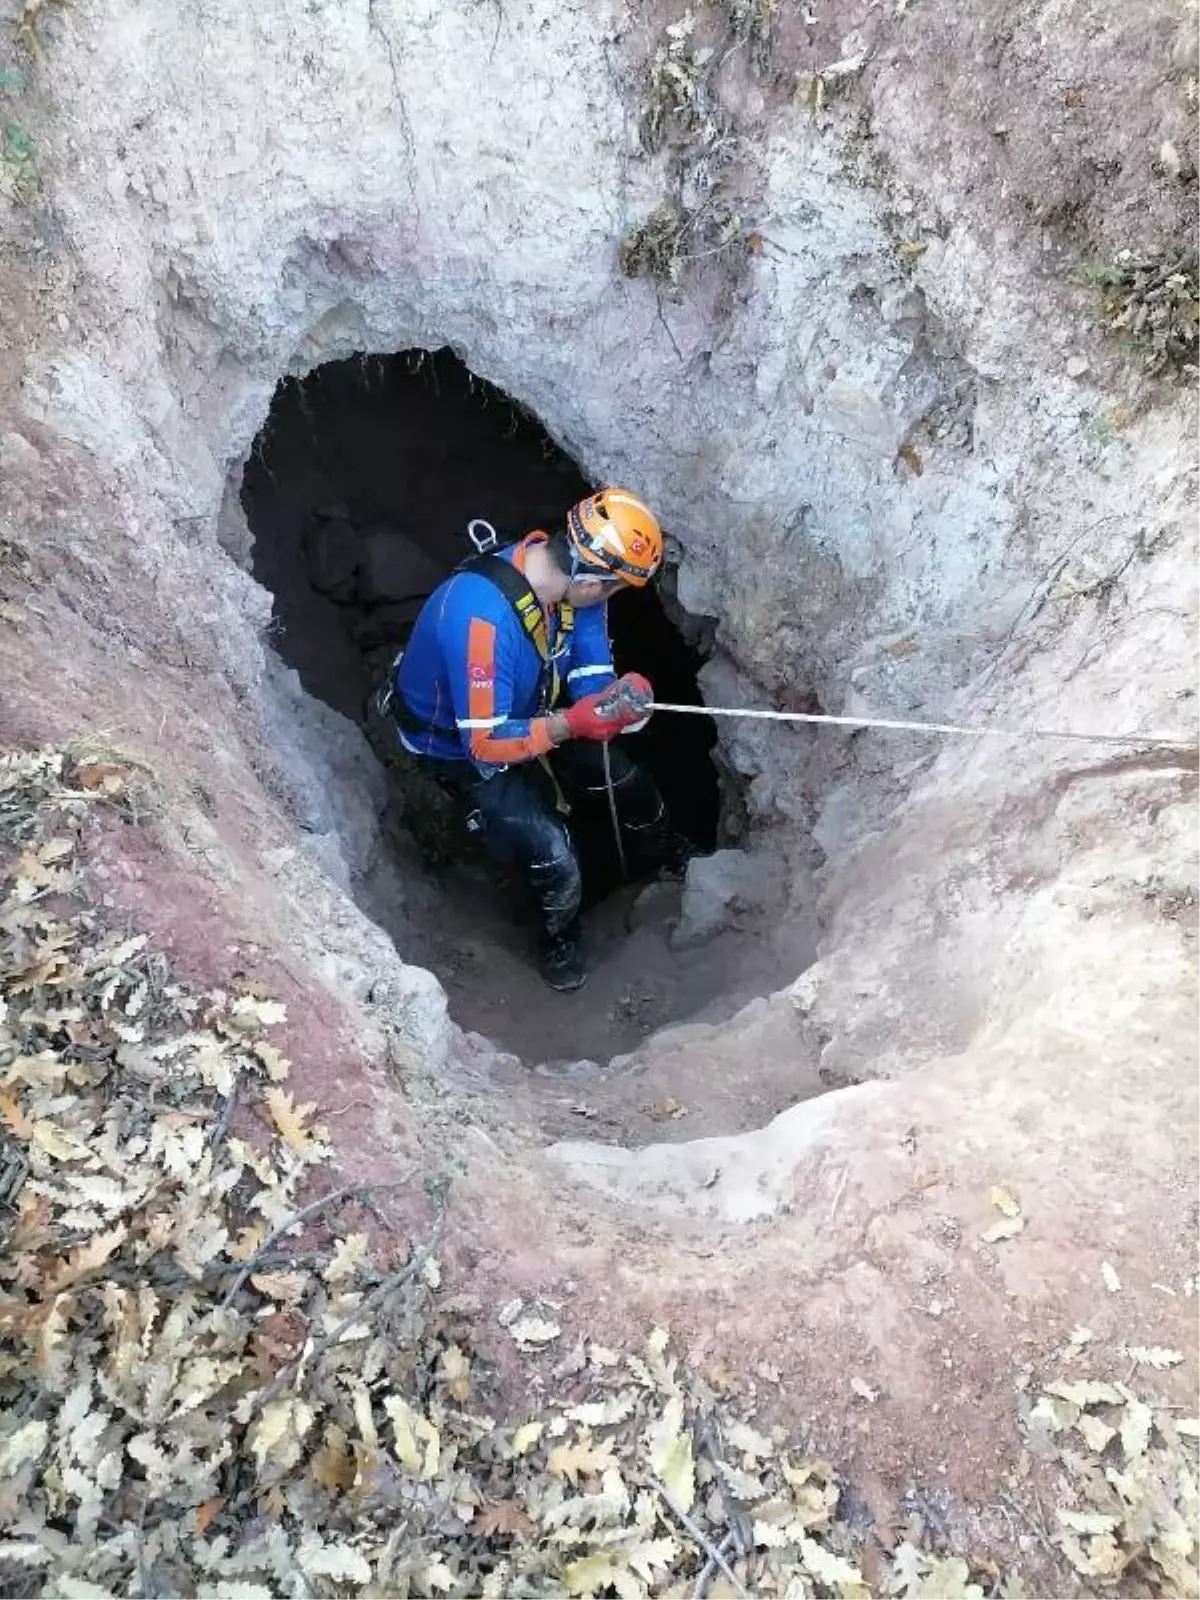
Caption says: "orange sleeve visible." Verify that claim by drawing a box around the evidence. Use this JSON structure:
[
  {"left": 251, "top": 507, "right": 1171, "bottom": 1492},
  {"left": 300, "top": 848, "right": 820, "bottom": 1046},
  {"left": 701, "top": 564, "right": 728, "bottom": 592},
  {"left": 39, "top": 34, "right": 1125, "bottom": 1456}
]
[{"left": 460, "top": 617, "right": 554, "bottom": 765}]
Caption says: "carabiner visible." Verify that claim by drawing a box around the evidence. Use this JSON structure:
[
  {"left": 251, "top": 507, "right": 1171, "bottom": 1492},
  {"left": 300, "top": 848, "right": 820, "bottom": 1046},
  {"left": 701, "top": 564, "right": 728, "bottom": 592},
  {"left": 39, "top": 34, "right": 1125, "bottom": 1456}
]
[{"left": 467, "top": 518, "right": 499, "bottom": 554}]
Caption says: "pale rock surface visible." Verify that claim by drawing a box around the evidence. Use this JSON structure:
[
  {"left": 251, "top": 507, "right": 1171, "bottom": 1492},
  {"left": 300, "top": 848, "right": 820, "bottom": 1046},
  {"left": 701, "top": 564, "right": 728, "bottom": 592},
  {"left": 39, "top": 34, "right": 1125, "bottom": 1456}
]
[
  {"left": 0, "top": 0, "right": 1194, "bottom": 1233},
  {"left": 672, "top": 848, "right": 781, "bottom": 949}
]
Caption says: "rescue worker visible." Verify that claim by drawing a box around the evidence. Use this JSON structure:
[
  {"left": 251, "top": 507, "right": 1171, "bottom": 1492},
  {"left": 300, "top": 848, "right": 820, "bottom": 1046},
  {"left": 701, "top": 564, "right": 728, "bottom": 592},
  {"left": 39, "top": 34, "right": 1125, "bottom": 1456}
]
[{"left": 385, "top": 488, "right": 690, "bottom": 991}]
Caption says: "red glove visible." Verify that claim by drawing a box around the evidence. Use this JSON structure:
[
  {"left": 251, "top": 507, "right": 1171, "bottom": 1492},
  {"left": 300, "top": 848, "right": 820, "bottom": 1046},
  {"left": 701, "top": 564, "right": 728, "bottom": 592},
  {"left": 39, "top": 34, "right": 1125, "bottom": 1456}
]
[
  {"left": 563, "top": 674, "right": 654, "bottom": 742},
  {"left": 619, "top": 673, "right": 653, "bottom": 713},
  {"left": 615, "top": 673, "right": 653, "bottom": 734}
]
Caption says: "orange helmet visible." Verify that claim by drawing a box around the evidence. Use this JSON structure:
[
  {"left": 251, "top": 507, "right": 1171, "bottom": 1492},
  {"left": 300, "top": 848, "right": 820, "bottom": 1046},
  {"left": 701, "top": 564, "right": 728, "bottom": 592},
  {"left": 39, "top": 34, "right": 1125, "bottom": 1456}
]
[{"left": 566, "top": 488, "right": 663, "bottom": 588}]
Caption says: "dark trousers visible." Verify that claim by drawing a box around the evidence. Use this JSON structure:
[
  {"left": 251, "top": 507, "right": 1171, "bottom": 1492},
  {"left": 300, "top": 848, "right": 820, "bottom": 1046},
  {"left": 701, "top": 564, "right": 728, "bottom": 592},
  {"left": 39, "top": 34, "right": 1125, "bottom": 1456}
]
[{"left": 427, "top": 741, "right": 672, "bottom": 938}]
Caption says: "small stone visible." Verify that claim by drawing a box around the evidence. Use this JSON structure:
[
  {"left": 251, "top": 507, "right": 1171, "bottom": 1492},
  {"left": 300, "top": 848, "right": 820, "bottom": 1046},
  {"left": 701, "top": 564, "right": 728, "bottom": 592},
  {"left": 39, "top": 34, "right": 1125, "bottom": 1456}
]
[
  {"left": 1065, "top": 355, "right": 1090, "bottom": 379},
  {"left": 671, "top": 848, "right": 779, "bottom": 949},
  {"left": 1159, "top": 139, "right": 1182, "bottom": 178},
  {"left": 304, "top": 515, "right": 360, "bottom": 600},
  {"left": 627, "top": 878, "right": 679, "bottom": 934},
  {"left": 927, "top": 1299, "right": 944, "bottom": 1317},
  {"left": 357, "top": 526, "right": 446, "bottom": 604}
]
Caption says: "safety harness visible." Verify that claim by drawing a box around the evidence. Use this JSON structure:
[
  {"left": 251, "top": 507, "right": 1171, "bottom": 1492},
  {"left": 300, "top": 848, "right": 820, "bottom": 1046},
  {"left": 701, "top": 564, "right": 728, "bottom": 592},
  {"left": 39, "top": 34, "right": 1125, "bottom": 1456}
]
[{"left": 386, "top": 549, "right": 575, "bottom": 747}]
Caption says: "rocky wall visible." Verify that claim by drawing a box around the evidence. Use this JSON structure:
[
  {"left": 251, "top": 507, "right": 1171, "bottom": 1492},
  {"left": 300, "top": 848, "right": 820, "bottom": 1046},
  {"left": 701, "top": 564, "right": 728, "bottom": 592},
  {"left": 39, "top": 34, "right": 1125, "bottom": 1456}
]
[{"left": 0, "top": 0, "right": 1194, "bottom": 1118}]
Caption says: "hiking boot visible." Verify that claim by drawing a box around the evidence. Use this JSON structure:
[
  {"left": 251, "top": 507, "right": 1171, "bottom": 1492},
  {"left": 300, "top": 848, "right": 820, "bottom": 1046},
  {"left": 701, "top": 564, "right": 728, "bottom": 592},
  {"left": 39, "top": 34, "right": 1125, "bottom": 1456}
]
[{"left": 541, "top": 925, "right": 586, "bottom": 991}]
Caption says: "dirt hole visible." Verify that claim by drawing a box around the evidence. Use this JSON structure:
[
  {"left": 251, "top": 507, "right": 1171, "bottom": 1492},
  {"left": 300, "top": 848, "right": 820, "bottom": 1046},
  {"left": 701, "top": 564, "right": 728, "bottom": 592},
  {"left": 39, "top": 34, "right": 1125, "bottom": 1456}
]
[{"left": 241, "top": 348, "right": 805, "bottom": 1072}]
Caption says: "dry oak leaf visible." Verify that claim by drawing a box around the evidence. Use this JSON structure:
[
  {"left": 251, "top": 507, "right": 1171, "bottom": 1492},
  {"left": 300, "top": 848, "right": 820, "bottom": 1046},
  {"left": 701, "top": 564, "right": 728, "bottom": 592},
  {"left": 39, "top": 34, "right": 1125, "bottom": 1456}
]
[
  {"left": 562, "top": 1550, "right": 633, "bottom": 1598},
  {"left": 311, "top": 1423, "right": 359, "bottom": 1493},
  {"left": 646, "top": 1395, "right": 695, "bottom": 1512},
  {"left": 981, "top": 1215, "right": 1025, "bottom": 1243},
  {"left": 30, "top": 1120, "right": 90, "bottom": 1161},
  {"left": 0, "top": 1419, "right": 49, "bottom": 1476},
  {"left": 510, "top": 1315, "right": 561, "bottom": 1348},
  {"left": 549, "top": 1436, "right": 619, "bottom": 1485},
  {"left": 325, "top": 1232, "right": 369, "bottom": 1284},
  {"left": 229, "top": 995, "right": 288, "bottom": 1030},
  {"left": 384, "top": 1393, "right": 440, "bottom": 1479},
  {"left": 511, "top": 1420, "right": 543, "bottom": 1455},
  {"left": 566, "top": 1393, "right": 638, "bottom": 1428},
  {"left": 725, "top": 1420, "right": 775, "bottom": 1459},
  {"left": 798, "top": 1536, "right": 870, "bottom": 1596},
  {"left": 475, "top": 1502, "right": 536, "bottom": 1538},
  {"left": 264, "top": 1088, "right": 320, "bottom": 1155},
  {"left": 1121, "top": 1345, "right": 1184, "bottom": 1369},
  {"left": 1060, "top": 1529, "right": 1127, "bottom": 1580},
  {"left": 248, "top": 1397, "right": 314, "bottom": 1471},
  {"left": 251, "top": 1039, "right": 290, "bottom": 1080},
  {"left": 295, "top": 1533, "right": 372, "bottom": 1584},
  {"left": 49, "top": 1224, "right": 127, "bottom": 1292},
  {"left": 438, "top": 1342, "right": 472, "bottom": 1401},
  {"left": 0, "top": 1086, "right": 34, "bottom": 1139}
]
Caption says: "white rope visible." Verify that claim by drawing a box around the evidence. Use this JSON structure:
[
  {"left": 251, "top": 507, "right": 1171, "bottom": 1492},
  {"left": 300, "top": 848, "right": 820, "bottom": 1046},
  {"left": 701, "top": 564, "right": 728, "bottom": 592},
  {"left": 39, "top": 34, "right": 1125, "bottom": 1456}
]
[
  {"left": 601, "top": 739, "right": 629, "bottom": 880},
  {"left": 648, "top": 701, "right": 1198, "bottom": 750}
]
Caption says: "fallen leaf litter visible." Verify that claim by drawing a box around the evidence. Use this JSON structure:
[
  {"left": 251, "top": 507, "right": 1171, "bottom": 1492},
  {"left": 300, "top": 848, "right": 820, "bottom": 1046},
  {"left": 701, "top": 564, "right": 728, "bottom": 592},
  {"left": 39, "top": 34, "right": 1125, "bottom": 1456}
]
[{"left": 1, "top": 748, "right": 1196, "bottom": 1597}]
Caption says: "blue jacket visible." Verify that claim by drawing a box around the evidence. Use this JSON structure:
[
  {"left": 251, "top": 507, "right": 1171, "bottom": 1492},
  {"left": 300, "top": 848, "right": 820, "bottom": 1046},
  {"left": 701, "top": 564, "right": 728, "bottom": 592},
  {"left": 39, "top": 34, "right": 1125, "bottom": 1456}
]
[{"left": 394, "top": 535, "right": 617, "bottom": 770}]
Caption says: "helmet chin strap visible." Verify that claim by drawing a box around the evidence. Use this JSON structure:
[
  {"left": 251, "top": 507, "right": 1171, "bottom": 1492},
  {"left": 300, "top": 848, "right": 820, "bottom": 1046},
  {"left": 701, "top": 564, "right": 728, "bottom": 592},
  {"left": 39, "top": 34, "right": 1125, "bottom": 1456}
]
[{"left": 569, "top": 546, "right": 620, "bottom": 587}]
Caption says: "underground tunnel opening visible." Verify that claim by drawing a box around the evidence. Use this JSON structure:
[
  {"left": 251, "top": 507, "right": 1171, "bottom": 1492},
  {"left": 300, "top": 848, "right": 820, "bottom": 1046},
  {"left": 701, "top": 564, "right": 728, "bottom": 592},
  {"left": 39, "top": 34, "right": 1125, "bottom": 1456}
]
[{"left": 241, "top": 348, "right": 812, "bottom": 1070}]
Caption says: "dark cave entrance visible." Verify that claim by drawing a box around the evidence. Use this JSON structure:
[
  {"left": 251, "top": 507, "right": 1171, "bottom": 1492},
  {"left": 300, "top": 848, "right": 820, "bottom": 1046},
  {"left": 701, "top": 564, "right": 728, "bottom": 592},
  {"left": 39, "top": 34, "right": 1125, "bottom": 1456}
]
[
  {"left": 241, "top": 345, "right": 721, "bottom": 864},
  {"left": 237, "top": 349, "right": 810, "bottom": 1067}
]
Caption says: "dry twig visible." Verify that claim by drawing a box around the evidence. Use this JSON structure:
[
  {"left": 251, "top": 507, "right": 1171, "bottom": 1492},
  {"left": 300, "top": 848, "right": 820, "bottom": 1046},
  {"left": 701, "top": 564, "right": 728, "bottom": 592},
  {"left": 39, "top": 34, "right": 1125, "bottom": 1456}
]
[
  {"left": 657, "top": 1482, "right": 749, "bottom": 1598},
  {"left": 694, "top": 1528, "right": 738, "bottom": 1598},
  {"left": 245, "top": 1202, "right": 447, "bottom": 1419},
  {"left": 219, "top": 1176, "right": 410, "bottom": 1310},
  {"left": 208, "top": 1076, "right": 239, "bottom": 1151}
]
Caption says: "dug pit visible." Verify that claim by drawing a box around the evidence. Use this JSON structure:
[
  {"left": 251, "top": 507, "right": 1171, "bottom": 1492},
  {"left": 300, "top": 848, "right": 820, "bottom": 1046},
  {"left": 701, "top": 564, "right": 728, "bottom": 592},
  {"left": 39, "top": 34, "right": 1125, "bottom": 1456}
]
[
  {"left": 240, "top": 347, "right": 817, "bottom": 1079},
  {"left": 0, "top": 0, "right": 1196, "bottom": 1584}
]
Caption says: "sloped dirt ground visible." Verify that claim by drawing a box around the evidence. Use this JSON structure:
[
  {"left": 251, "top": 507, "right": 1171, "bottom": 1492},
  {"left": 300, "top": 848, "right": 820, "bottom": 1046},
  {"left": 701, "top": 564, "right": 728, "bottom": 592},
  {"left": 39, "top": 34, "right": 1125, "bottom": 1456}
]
[
  {"left": 0, "top": 732, "right": 1197, "bottom": 1599},
  {"left": 628, "top": 0, "right": 1198, "bottom": 281},
  {"left": 1, "top": 565, "right": 1197, "bottom": 1596}
]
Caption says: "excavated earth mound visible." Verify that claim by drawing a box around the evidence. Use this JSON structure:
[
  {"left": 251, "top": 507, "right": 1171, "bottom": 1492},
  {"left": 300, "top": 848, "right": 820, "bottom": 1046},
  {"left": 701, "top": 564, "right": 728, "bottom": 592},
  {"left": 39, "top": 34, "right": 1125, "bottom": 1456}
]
[{"left": 0, "top": 0, "right": 1197, "bottom": 1592}]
